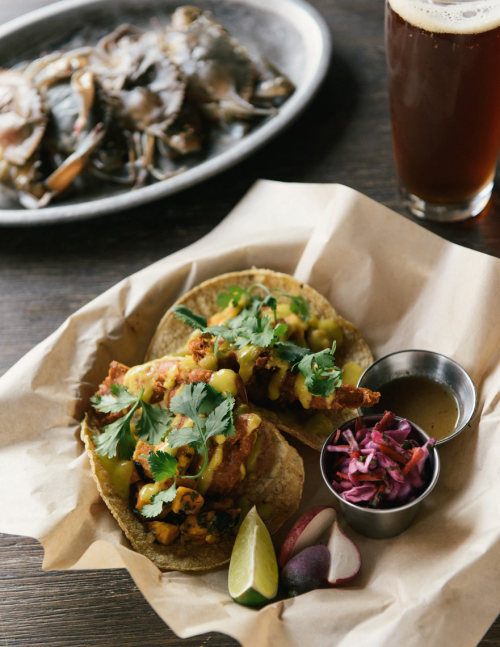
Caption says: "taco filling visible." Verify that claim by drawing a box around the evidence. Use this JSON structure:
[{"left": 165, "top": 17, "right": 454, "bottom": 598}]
[
  {"left": 146, "top": 272, "right": 380, "bottom": 450},
  {"left": 82, "top": 355, "right": 304, "bottom": 570}
]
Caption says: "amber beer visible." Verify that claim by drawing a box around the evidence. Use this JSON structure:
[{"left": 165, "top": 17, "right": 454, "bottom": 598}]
[{"left": 385, "top": 0, "right": 500, "bottom": 221}]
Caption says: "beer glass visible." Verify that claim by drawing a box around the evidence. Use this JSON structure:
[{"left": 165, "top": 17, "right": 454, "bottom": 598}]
[{"left": 385, "top": 0, "right": 500, "bottom": 222}]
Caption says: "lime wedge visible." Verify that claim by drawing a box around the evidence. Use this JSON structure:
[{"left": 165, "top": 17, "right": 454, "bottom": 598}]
[{"left": 228, "top": 506, "right": 278, "bottom": 606}]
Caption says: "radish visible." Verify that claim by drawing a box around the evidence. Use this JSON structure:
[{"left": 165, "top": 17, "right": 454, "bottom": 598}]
[
  {"left": 278, "top": 506, "right": 336, "bottom": 567},
  {"left": 326, "top": 519, "right": 361, "bottom": 585},
  {"left": 281, "top": 545, "right": 331, "bottom": 596}
]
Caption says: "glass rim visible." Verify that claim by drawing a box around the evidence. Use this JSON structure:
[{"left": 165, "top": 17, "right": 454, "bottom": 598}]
[{"left": 386, "top": 0, "right": 500, "bottom": 33}]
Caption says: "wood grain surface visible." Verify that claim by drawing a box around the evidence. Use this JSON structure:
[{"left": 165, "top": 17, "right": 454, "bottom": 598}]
[{"left": 0, "top": 1, "right": 498, "bottom": 646}]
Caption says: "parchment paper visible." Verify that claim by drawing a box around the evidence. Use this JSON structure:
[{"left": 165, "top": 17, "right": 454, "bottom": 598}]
[{"left": 1, "top": 181, "right": 499, "bottom": 647}]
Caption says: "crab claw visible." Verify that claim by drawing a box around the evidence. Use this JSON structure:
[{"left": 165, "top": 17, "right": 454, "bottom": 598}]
[{"left": 44, "top": 123, "right": 105, "bottom": 195}]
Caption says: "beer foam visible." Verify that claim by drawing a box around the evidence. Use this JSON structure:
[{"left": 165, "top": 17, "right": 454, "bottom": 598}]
[{"left": 388, "top": 0, "right": 500, "bottom": 34}]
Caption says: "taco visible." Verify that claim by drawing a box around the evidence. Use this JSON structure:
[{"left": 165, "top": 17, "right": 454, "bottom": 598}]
[
  {"left": 82, "top": 355, "right": 304, "bottom": 571},
  {"left": 145, "top": 269, "right": 379, "bottom": 451}
]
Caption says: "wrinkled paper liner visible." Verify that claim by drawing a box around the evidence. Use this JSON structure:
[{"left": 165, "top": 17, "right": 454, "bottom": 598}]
[{"left": 1, "top": 181, "right": 499, "bottom": 647}]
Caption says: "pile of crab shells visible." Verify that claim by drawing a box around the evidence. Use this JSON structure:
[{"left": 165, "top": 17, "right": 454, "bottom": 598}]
[{"left": 0, "top": 6, "right": 294, "bottom": 209}]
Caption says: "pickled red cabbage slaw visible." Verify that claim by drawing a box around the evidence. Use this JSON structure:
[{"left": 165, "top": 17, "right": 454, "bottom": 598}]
[{"left": 326, "top": 411, "right": 435, "bottom": 508}]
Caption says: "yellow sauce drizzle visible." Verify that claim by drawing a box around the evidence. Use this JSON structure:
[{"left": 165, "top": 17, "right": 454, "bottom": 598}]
[
  {"left": 237, "top": 345, "right": 261, "bottom": 383},
  {"left": 209, "top": 369, "right": 238, "bottom": 396},
  {"left": 197, "top": 445, "right": 224, "bottom": 494},
  {"left": 294, "top": 372, "right": 313, "bottom": 409}
]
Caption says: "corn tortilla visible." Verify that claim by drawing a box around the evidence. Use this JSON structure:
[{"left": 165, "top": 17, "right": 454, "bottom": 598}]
[{"left": 81, "top": 410, "right": 304, "bottom": 572}]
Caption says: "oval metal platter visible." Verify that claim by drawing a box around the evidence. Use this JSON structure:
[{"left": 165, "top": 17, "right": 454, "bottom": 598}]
[{"left": 0, "top": 0, "right": 331, "bottom": 226}]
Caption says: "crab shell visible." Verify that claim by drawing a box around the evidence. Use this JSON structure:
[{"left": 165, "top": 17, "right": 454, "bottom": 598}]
[{"left": 0, "top": 70, "right": 47, "bottom": 166}]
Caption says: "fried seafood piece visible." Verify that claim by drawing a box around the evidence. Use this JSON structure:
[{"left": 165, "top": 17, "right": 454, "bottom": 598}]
[
  {"left": 165, "top": 7, "right": 257, "bottom": 107},
  {"left": 93, "top": 357, "right": 250, "bottom": 437},
  {"left": 132, "top": 440, "right": 196, "bottom": 482},
  {"left": 198, "top": 411, "right": 262, "bottom": 496},
  {"left": 92, "top": 25, "right": 186, "bottom": 136},
  {"left": 0, "top": 57, "right": 107, "bottom": 208},
  {"left": 243, "top": 358, "right": 380, "bottom": 413},
  {"left": 163, "top": 5, "right": 293, "bottom": 124},
  {"left": 131, "top": 408, "right": 261, "bottom": 501},
  {"left": 91, "top": 361, "right": 248, "bottom": 491},
  {"left": 0, "top": 70, "right": 46, "bottom": 166},
  {"left": 2, "top": 10, "right": 295, "bottom": 209},
  {"left": 188, "top": 333, "right": 214, "bottom": 363},
  {"left": 184, "top": 335, "right": 379, "bottom": 414},
  {"left": 144, "top": 269, "right": 379, "bottom": 452},
  {"left": 0, "top": 70, "right": 49, "bottom": 207},
  {"left": 246, "top": 359, "right": 380, "bottom": 412}
]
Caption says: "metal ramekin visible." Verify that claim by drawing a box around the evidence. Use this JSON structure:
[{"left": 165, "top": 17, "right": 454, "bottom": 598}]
[
  {"left": 320, "top": 414, "right": 440, "bottom": 539},
  {"left": 357, "top": 349, "right": 476, "bottom": 446}
]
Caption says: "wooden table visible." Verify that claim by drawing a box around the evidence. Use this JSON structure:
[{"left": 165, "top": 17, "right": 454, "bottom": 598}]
[{"left": 0, "top": 1, "right": 498, "bottom": 645}]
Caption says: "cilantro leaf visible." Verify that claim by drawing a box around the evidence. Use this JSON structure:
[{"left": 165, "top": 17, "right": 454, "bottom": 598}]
[
  {"left": 93, "top": 406, "right": 137, "bottom": 459},
  {"left": 205, "top": 395, "right": 236, "bottom": 441},
  {"left": 216, "top": 286, "right": 248, "bottom": 308},
  {"left": 140, "top": 483, "right": 178, "bottom": 518},
  {"left": 170, "top": 382, "right": 224, "bottom": 421},
  {"left": 92, "top": 384, "right": 141, "bottom": 458},
  {"left": 91, "top": 384, "right": 170, "bottom": 459},
  {"left": 272, "top": 322, "right": 288, "bottom": 342},
  {"left": 204, "top": 325, "right": 237, "bottom": 342},
  {"left": 226, "top": 297, "right": 261, "bottom": 331},
  {"left": 289, "top": 295, "right": 310, "bottom": 321},
  {"left": 136, "top": 401, "right": 172, "bottom": 445},
  {"left": 167, "top": 425, "right": 204, "bottom": 450},
  {"left": 147, "top": 450, "right": 178, "bottom": 481},
  {"left": 297, "top": 344, "right": 343, "bottom": 397},
  {"left": 261, "top": 295, "right": 277, "bottom": 320},
  {"left": 247, "top": 315, "right": 276, "bottom": 348},
  {"left": 250, "top": 318, "right": 287, "bottom": 347},
  {"left": 167, "top": 382, "right": 235, "bottom": 474},
  {"left": 277, "top": 340, "right": 344, "bottom": 398},
  {"left": 90, "top": 383, "right": 137, "bottom": 413},
  {"left": 275, "top": 341, "right": 310, "bottom": 366},
  {"left": 204, "top": 325, "right": 238, "bottom": 356},
  {"left": 230, "top": 314, "right": 287, "bottom": 350},
  {"left": 172, "top": 305, "right": 208, "bottom": 330}
]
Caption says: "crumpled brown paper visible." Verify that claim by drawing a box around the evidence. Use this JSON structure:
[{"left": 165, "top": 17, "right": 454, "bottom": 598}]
[{"left": 1, "top": 180, "right": 499, "bottom": 647}]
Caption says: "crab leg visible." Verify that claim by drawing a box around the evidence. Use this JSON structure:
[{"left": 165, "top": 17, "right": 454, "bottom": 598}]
[
  {"left": 71, "top": 69, "right": 95, "bottom": 136},
  {"left": 44, "top": 123, "right": 104, "bottom": 194}
]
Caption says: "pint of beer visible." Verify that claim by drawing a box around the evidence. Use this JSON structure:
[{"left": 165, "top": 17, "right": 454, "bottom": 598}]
[{"left": 385, "top": 0, "right": 500, "bottom": 221}]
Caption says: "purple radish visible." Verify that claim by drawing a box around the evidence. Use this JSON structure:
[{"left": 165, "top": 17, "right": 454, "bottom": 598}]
[
  {"left": 278, "top": 506, "right": 336, "bottom": 567},
  {"left": 280, "top": 544, "right": 330, "bottom": 596}
]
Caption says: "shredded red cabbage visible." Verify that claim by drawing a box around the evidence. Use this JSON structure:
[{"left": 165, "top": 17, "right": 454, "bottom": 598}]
[{"left": 326, "top": 411, "right": 435, "bottom": 508}]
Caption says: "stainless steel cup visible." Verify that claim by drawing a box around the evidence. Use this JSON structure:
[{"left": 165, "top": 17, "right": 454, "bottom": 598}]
[
  {"left": 357, "top": 349, "right": 476, "bottom": 446},
  {"left": 320, "top": 414, "right": 440, "bottom": 539}
]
